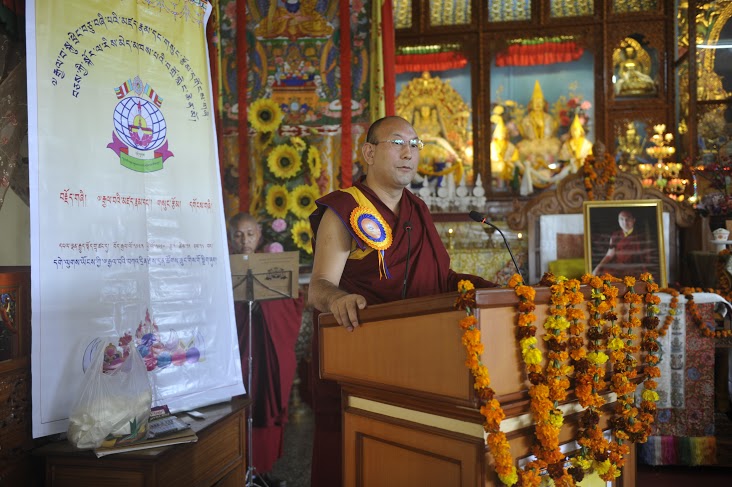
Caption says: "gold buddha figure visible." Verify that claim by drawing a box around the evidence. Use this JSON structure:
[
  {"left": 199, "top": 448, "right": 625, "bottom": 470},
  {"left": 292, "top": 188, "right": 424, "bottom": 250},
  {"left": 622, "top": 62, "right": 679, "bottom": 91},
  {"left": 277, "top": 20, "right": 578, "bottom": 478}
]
[
  {"left": 555, "top": 114, "right": 593, "bottom": 180},
  {"left": 489, "top": 112, "right": 519, "bottom": 186},
  {"left": 613, "top": 40, "right": 656, "bottom": 96},
  {"left": 515, "top": 80, "right": 561, "bottom": 195},
  {"left": 616, "top": 122, "right": 645, "bottom": 169}
]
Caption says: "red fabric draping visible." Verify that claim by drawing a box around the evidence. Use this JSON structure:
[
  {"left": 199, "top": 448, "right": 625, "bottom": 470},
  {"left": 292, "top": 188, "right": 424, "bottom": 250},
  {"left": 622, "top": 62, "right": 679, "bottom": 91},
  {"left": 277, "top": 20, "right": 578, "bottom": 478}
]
[
  {"left": 381, "top": 0, "right": 395, "bottom": 116},
  {"left": 339, "top": 0, "right": 352, "bottom": 188},
  {"left": 495, "top": 41, "right": 584, "bottom": 67},
  {"left": 395, "top": 51, "right": 468, "bottom": 74},
  {"left": 236, "top": 1, "right": 248, "bottom": 212}
]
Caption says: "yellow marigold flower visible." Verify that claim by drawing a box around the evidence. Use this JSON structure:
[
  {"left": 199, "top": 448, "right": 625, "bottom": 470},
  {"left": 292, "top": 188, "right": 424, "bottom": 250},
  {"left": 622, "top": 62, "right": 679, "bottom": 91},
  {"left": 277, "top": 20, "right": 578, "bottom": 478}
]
[
  {"left": 265, "top": 184, "right": 290, "bottom": 219},
  {"left": 498, "top": 468, "right": 518, "bottom": 486},
  {"left": 291, "top": 219, "right": 313, "bottom": 254},
  {"left": 623, "top": 276, "right": 636, "bottom": 287},
  {"left": 248, "top": 98, "right": 283, "bottom": 133},
  {"left": 642, "top": 389, "right": 659, "bottom": 402},
  {"left": 594, "top": 459, "right": 611, "bottom": 475},
  {"left": 523, "top": 347, "right": 543, "bottom": 365},
  {"left": 544, "top": 315, "right": 570, "bottom": 331},
  {"left": 508, "top": 273, "right": 523, "bottom": 288},
  {"left": 587, "top": 351, "right": 609, "bottom": 365},
  {"left": 591, "top": 288, "right": 606, "bottom": 300},
  {"left": 458, "top": 279, "right": 475, "bottom": 293},
  {"left": 267, "top": 144, "right": 303, "bottom": 179},
  {"left": 608, "top": 337, "right": 625, "bottom": 351},
  {"left": 639, "top": 272, "right": 653, "bottom": 282},
  {"left": 520, "top": 336, "right": 537, "bottom": 349},
  {"left": 548, "top": 411, "right": 564, "bottom": 428}
]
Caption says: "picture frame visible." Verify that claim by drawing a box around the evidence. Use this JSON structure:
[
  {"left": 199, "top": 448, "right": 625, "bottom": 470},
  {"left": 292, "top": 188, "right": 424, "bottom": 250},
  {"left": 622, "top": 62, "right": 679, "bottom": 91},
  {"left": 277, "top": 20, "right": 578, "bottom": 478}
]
[{"left": 583, "top": 199, "right": 666, "bottom": 287}]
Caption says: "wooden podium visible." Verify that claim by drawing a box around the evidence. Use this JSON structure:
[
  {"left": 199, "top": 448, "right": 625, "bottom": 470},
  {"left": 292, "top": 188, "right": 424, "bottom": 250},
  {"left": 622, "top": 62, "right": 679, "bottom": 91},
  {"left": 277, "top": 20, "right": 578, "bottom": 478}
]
[{"left": 319, "top": 287, "right": 636, "bottom": 487}]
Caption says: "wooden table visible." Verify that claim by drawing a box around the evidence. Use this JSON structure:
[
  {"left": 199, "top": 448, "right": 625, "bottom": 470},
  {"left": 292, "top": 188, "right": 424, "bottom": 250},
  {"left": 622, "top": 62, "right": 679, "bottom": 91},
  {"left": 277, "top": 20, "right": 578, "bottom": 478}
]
[{"left": 35, "top": 396, "right": 249, "bottom": 487}]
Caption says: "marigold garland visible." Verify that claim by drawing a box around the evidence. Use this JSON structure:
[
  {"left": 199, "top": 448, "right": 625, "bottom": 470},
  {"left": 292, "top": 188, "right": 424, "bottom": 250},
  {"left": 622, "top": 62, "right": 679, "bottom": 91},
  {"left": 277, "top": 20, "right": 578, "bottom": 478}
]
[
  {"left": 638, "top": 273, "right": 661, "bottom": 443},
  {"left": 455, "top": 280, "right": 518, "bottom": 486},
  {"left": 458, "top": 274, "right": 667, "bottom": 486},
  {"left": 582, "top": 152, "right": 617, "bottom": 201},
  {"left": 679, "top": 287, "right": 732, "bottom": 338},
  {"left": 577, "top": 273, "right": 617, "bottom": 481}
]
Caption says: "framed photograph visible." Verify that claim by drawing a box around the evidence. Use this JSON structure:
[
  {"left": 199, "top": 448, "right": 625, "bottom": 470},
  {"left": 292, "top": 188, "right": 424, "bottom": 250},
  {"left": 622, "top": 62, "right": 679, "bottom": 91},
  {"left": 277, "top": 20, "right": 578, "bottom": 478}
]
[{"left": 583, "top": 200, "right": 666, "bottom": 287}]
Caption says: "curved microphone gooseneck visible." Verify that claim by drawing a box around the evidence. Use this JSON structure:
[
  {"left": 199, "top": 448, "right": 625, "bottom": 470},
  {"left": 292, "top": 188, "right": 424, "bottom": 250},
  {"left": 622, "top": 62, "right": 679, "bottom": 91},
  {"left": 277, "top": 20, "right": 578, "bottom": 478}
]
[
  {"left": 402, "top": 221, "right": 412, "bottom": 299},
  {"left": 468, "top": 211, "right": 524, "bottom": 282}
]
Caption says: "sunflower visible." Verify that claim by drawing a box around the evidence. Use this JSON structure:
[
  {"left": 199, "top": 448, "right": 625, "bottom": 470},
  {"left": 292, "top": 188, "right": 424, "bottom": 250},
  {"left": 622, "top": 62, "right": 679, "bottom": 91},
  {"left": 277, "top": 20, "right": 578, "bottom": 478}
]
[
  {"left": 307, "top": 145, "right": 322, "bottom": 176},
  {"left": 248, "top": 98, "right": 283, "bottom": 133},
  {"left": 289, "top": 184, "right": 320, "bottom": 219},
  {"left": 290, "top": 136, "right": 307, "bottom": 152},
  {"left": 291, "top": 219, "right": 313, "bottom": 254},
  {"left": 267, "top": 145, "right": 302, "bottom": 179},
  {"left": 265, "top": 184, "right": 290, "bottom": 219},
  {"left": 253, "top": 130, "right": 274, "bottom": 153}
]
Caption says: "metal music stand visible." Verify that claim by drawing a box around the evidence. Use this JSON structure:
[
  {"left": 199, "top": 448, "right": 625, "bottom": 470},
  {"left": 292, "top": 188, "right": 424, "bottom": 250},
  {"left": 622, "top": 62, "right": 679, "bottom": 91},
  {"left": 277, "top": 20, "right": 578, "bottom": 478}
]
[{"left": 230, "top": 252, "right": 298, "bottom": 487}]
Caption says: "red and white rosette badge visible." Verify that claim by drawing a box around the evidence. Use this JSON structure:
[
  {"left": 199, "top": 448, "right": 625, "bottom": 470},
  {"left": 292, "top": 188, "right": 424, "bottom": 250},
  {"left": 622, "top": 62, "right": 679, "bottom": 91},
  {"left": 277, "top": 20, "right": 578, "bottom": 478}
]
[{"left": 350, "top": 206, "right": 393, "bottom": 279}]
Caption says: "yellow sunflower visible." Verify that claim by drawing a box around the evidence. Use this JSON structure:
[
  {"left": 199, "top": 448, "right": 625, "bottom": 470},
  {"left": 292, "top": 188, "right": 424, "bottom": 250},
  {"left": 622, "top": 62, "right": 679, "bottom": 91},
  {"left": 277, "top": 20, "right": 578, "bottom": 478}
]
[
  {"left": 248, "top": 98, "right": 283, "bottom": 133},
  {"left": 253, "top": 130, "right": 274, "bottom": 153},
  {"left": 290, "top": 136, "right": 307, "bottom": 152},
  {"left": 265, "top": 184, "right": 290, "bottom": 219},
  {"left": 267, "top": 145, "right": 303, "bottom": 179},
  {"left": 291, "top": 219, "right": 313, "bottom": 254},
  {"left": 289, "top": 184, "right": 320, "bottom": 219},
  {"left": 307, "top": 145, "right": 322, "bottom": 176}
]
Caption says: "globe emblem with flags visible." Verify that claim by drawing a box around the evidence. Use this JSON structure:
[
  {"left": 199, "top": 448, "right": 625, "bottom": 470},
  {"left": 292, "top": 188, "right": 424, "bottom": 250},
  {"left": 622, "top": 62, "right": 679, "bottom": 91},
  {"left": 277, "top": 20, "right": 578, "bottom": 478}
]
[{"left": 113, "top": 96, "right": 167, "bottom": 151}]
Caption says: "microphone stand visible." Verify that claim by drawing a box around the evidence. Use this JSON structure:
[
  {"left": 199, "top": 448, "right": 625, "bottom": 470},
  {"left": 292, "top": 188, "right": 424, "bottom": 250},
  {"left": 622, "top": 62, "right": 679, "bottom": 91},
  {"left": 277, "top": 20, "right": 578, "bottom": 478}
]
[{"left": 469, "top": 211, "right": 524, "bottom": 282}]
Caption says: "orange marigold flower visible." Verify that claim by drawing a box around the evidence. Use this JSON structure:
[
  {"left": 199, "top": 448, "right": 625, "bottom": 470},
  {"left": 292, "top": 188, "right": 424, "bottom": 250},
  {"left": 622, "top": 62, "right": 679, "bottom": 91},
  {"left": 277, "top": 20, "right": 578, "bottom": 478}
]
[{"left": 459, "top": 315, "right": 477, "bottom": 330}]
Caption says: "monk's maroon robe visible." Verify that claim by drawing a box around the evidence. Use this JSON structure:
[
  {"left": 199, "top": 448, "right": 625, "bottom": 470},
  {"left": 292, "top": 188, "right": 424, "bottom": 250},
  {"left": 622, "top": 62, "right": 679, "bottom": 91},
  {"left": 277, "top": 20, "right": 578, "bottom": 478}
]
[{"left": 308, "top": 177, "right": 495, "bottom": 486}]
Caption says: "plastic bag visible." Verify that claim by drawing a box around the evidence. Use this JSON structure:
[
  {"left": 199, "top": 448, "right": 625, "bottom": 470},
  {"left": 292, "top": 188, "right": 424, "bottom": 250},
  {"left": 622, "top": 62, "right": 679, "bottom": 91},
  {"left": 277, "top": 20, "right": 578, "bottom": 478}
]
[{"left": 67, "top": 340, "right": 153, "bottom": 449}]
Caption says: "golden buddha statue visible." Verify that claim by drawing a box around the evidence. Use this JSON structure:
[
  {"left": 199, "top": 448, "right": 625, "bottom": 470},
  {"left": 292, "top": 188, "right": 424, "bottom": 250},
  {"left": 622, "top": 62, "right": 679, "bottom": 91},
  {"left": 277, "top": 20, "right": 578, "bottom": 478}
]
[
  {"left": 395, "top": 72, "right": 472, "bottom": 185},
  {"left": 489, "top": 112, "right": 519, "bottom": 186},
  {"left": 515, "top": 80, "right": 561, "bottom": 195},
  {"left": 613, "top": 39, "right": 656, "bottom": 96},
  {"left": 616, "top": 121, "right": 645, "bottom": 169},
  {"left": 555, "top": 114, "right": 593, "bottom": 180}
]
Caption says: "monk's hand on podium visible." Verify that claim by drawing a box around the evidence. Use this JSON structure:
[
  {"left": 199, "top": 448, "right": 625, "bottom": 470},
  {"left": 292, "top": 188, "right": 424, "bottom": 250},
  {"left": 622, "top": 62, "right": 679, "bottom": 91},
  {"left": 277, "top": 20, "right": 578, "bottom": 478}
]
[{"left": 329, "top": 293, "right": 367, "bottom": 332}]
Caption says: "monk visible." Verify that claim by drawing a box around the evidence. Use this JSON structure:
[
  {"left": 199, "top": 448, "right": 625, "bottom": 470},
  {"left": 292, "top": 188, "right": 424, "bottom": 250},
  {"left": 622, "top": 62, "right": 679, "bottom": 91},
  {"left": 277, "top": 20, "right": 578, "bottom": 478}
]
[
  {"left": 307, "top": 116, "right": 496, "bottom": 486},
  {"left": 228, "top": 212, "right": 304, "bottom": 486}
]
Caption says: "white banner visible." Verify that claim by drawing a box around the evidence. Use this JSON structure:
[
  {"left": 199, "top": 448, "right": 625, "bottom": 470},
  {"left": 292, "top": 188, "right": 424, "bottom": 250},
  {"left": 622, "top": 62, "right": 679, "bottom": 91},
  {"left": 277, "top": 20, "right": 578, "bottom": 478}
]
[{"left": 27, "top": 0, "right": 243, "bottom": 437}]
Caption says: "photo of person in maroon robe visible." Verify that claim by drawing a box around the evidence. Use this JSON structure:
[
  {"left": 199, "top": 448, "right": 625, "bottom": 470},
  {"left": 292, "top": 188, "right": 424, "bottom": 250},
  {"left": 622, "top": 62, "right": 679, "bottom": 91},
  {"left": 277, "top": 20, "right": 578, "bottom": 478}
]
[
  {"left": 591, "top": 209, "right": 653, "bottom": 278},
  {"left": 228, "top": 212, "right": 304, "bottom": 487},
  {"left": 307, "top": 116, "right": 497, "bottom": 487}
]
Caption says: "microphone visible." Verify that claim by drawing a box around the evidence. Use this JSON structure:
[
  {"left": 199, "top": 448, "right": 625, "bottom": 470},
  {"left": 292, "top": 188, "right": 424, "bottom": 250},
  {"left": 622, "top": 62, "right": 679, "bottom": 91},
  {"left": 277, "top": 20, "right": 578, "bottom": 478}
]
[
  {"left": 468, "top": 211, "right": 523, "bottom": 281},
  {"left": 402, "top": 221, "right": 412, "bottom": 299}
]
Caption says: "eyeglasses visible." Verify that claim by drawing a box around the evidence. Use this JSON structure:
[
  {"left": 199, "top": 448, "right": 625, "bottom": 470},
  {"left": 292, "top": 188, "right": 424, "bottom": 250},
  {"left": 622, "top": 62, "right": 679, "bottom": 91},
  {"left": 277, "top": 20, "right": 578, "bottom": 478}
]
[{"left": 370, "top": 138, "right": 424, "bottom": 151}]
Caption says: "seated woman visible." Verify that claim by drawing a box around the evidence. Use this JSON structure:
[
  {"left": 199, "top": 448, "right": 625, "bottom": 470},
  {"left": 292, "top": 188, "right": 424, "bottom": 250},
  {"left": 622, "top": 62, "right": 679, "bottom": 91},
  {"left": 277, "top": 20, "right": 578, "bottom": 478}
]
[{"left": 228, "top": 212, "right": 304, "bottom": 485}]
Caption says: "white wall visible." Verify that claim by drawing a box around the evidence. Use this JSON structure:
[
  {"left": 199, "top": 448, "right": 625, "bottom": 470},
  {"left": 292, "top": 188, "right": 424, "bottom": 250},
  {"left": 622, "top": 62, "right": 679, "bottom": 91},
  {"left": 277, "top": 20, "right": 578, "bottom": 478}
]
[{"left": 0, "top": 187, "right": 30, "bottom": 265}]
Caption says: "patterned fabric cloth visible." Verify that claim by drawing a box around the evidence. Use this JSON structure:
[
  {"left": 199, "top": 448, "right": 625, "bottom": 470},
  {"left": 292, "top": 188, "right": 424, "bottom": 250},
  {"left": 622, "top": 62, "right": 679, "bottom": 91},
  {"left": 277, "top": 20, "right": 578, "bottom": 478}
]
[{"left": 639, "top": 300, "right": 722, "bottom": 466}]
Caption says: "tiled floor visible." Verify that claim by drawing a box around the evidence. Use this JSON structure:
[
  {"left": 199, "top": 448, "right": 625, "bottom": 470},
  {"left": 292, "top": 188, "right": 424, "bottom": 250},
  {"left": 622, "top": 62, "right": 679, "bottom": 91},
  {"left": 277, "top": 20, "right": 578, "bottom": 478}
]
[{"left": 268, "top": 403, "right": 313, "bottom": 487}]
